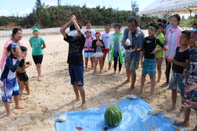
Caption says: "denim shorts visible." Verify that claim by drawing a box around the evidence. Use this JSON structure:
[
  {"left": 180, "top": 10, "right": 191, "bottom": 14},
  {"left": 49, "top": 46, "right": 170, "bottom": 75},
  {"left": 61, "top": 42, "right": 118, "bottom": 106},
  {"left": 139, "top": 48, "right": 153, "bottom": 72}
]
[
  {"left": 169, "top": 72, "right": 185, "bottom": 93},
  {"left": 69, "top": 64, "right": 84, "bottom": 86},
  {"left": 84, "top": 52, "right": 94, "bottom": 58}
]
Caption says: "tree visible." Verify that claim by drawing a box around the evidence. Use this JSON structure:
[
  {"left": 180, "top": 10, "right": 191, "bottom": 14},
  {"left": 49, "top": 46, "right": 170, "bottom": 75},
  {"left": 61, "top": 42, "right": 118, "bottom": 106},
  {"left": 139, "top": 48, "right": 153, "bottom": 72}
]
[
  {"left": 35, "top": 0, "right": 43, "bottom": 10},
  {"left": 131, "top": 0, "right": 139, "bottom": 17},
  {"left": 58, "top": 0, "right": 61, "bottom": 6}
]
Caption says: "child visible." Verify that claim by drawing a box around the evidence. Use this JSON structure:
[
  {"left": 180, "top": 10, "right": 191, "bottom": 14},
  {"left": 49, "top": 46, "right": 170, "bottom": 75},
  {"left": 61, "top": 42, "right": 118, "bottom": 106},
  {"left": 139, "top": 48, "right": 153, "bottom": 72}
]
[
  {"left": 84, "top": 30, "right": 94, "bottom": 70},
  {"left": 101, "top": 24, "right": 112, "bottom": 71},
  {"left": 0, "top": 43, "right": 24, "bottom": 116},
  {"left": 60, "top": 15, "right": 86, "bottom": 110},
  {"left": 163, "top": 14, "right": 182, "bottom": 87},
  {"left": 139, "top": 24, "right": 167, "bottom": 100},
  {"left": 29, "top": 28, "right": 46, "bottom": 81},
  {"left": 175, "top": 30, "right": 197, "bottom": 129},
  {"left": 167, "top": 31, "right": 191, "bottom": 111},
  {"left": 16, "top": 46, "right": 32, "bottom": 98},
  {"left": 92, "top": 32, "right": 105, "bottom": 73},
  {"left": 155, "top": 24, "right": 165, "bottom": 85},
  {"left": 109, "top": 24, "right": 125, "bottom": 74}
]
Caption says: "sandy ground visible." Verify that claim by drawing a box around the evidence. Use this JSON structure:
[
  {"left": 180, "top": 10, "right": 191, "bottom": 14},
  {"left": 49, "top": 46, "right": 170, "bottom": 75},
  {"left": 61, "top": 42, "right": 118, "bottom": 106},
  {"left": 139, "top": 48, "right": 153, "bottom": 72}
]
[{"left": 0, "top": 30, "right": 196, "bottom": 131}]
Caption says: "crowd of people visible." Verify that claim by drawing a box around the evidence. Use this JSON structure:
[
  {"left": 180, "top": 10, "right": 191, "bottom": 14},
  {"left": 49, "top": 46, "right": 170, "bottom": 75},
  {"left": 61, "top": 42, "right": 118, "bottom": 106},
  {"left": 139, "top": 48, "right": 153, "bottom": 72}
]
[{"left": 0, "top": 14, "right": 197, "bottom": 130}]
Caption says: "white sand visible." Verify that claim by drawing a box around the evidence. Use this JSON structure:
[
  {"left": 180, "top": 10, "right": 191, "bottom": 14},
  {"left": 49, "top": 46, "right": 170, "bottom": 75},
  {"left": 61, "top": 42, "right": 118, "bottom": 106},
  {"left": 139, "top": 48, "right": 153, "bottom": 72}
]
[{"left": 0, "top": 31, "right": 196, "bottom": 131}]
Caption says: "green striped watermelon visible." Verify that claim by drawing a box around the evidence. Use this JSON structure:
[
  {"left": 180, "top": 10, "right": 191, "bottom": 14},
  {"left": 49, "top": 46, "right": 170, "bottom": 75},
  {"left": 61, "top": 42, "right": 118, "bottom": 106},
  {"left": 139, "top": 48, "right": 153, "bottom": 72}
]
[{"left": 104, "top": 105, "right": 122, "bottom": 127}]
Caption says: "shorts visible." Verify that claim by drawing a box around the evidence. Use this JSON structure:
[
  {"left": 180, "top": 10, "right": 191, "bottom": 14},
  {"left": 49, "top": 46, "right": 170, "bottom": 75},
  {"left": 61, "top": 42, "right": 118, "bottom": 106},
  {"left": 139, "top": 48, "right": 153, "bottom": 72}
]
[
  {"left": 17, "top": 72, "right": 29, "bottom": 82},
  {"left": 32, "top": 55, "right": 43, "bottom": 64},
  {"left": 103, "top": 49, "right": 109, "bottom": 54},
  {"left": 84, "top": 52, "right": 94, "bottom": 58},
  {"left": 169, "top": 72, "right": 185, "bottom": 93},
  {"left": 142, "top": 59, "right": 156, "bottom": 76},
  {"left": 69, "top": 64, "right": 84, "bottom": 86},
  {"left": 155, "top": 45, "right": 165, "bottom": 58},
  {"left": 1, "top": 78, "right": 20, "bottom": 102},
  {"left": 125, "top": 55, "right": 140, "bottom": 71},
  {"left": 94, "top": 52, "right": 103, "bottom": 58}
]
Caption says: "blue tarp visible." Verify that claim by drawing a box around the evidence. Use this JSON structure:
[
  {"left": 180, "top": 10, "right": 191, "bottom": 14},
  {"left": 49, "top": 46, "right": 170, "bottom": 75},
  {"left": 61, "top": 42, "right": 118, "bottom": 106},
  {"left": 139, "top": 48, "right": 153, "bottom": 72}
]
[{"left": 55, "top": 97, "right": 187, "bottom": 131}]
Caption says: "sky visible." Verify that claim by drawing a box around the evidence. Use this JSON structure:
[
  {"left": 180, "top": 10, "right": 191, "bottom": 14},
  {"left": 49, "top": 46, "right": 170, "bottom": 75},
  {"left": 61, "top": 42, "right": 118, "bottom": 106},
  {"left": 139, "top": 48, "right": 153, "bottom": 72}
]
[{"left": 0, "top": 0, "right": 155, "bottom": 16}]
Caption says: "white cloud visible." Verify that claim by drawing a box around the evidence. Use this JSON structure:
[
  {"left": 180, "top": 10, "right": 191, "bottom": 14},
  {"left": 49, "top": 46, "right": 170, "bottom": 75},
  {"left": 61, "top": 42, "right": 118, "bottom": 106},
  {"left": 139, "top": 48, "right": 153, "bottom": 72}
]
[
  {"left": 0, "top": 10, "right": 10, "bottom": 16},
  {"left": 0, "top": 8, "right": 32, "bottom": 17},
  {"left": 45, "top": 1, "right": 58, "bottom": 7}
]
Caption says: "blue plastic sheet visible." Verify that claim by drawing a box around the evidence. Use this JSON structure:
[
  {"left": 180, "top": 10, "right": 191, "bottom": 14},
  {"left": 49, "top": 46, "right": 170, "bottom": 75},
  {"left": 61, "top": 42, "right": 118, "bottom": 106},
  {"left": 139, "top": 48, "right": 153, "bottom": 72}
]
[{"left": 55, "top": 97, "right": 187, "bottom": 131}]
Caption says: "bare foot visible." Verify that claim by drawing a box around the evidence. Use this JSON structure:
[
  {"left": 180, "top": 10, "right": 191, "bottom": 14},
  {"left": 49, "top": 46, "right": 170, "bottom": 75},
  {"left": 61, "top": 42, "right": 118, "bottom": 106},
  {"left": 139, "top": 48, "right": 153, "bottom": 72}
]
[
  {"left": 137, "top": 90, "right": 143, "bottom": 96},
  {"left": 81, "top": 103, "right": 87, "bottom": 110},
  {"left": 174, "top": 121, "right": 189, "bottom": 127},
  {"left": 145, "top": 95, "right": 153, "bottom": 100},
  {"left": 15, "top": 106, "right": 24, "bottom": 109},
  {"left": 6, "top": 112, "right": 15, "bottom": 117},
  {"left": 37, "top": 77, "right": 42, "bottom": 81},
  {"left": 69, "top": 99, "right": 80, "bottom": 105},
  {"left": 167, "top": 106, "right": 176, "bottom": 112},
  {"left": 130, "top": 86, "right": 135, "bottom": 91},
  {"left": 122, "top": 80, "right": 130, "bottom": 85},
  {"left": 176, "top": 111, "right": 183, "bottom": 117}
]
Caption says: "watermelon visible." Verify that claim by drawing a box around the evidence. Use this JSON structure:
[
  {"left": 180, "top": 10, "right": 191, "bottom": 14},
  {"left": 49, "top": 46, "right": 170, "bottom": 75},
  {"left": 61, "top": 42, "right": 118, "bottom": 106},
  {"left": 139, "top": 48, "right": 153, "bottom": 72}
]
[{"left": 104, "top": 105, "right": 122, "bottom": 127}]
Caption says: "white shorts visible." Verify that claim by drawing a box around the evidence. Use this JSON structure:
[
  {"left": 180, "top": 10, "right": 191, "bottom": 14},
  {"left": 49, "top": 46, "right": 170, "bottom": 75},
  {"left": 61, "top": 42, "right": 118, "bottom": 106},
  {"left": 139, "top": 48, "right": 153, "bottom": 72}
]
[{"left": 94, "top": 52, "right": 103, "bottom": 58}]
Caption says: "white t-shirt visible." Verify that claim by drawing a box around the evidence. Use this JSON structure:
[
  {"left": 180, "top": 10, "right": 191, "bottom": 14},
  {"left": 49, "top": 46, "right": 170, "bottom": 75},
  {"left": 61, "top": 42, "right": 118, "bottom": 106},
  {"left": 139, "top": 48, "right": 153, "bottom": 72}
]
[
  {"left": 83, "top": 29, "right": 96, "bottom": 38},
  {"left": 101, "top": 32, "right": 112, "bottom": 49}
]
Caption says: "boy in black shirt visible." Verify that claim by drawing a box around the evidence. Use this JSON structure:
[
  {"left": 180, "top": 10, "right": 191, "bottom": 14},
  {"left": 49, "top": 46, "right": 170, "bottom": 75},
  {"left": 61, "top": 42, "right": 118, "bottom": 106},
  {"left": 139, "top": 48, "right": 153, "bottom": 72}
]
[
  {"left": 139, "top": 24, "right": 167, "bottom": 100},
  {"left": 167, "top": 31, "right": 190, "bottom": 111},
  {"left": 60, "top": 15, "right": 86, "bottom": 110}
]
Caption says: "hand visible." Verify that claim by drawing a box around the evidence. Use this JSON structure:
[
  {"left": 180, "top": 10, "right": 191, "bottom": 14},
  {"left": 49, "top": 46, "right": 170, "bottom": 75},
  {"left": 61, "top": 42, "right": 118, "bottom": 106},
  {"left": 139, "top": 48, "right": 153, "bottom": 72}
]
[
  {"left": 141, "top": 61, "right": 144, "bottom": 67},
  {"left": 151, "top": 48, "right": 160, "bottom": 55},
  {"left": 183, "top": 69, "right": 188, "bottom": 78},
  {"left": 185, "top": 82, "right": 197, "bottom": 92},
  {"left": 71, "top": 15, "right": 77, "bottom": 23},
  {"left": 164, "top": 39, "right": 167, "bottom": 45},
  {"left": 167, "top": 57, "right": 174, "bottom": 63},
  {"left": 129, "top": 49, "right": 136, "bottom": 52},
  {"left": 182, "top": 100, "right": 197, "bottom": 109}
]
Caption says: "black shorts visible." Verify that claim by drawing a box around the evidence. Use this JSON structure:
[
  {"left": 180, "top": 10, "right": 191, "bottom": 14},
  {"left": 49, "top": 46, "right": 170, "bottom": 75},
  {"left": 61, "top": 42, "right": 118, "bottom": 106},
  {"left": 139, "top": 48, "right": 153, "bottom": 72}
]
[
  {"left": 32, "top": 55, "right": 43, "bottom": 64},
  {"left": 17, "top": 72, "right": 29, "bottom": 82}
]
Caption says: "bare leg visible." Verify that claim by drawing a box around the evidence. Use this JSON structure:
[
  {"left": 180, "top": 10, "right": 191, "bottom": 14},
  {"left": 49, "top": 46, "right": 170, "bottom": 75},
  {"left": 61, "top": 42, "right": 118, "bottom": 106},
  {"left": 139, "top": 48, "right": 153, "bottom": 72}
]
[
  {"left": 94, "top": 58, "right": 98, "bottom": 73},
  {"left": 156, "top": 58, "right": 163, "bottom": 83},
  {"left": 78, "top": 86, "right": 86, "bottom": 110},
  {"left": 14, "top": 95, "right": 23, "bottom": 109},
  {"left": 108, "top": 62, "right": 111, "bottom": 70},
  {"left": 36, "top": 64, "right": 42, "bottom": 81},
  {"left": 175, "top": 108, "right": 190, "bottom": 127},
  {"left": 101, "top": 53, "right": 107, "bottom": 71},
  {"left": 130, "top": 70, "right": 136, "bottom": 90},
  {"left": 90, "top": 57, "right": 94, "bottom": 70},
  {"left": 70, "top": 85, "right": 80, "bottom": 104},
  {"left": 123, "top": 68, "right": 131, "bottom": 84},
  {"left": 147, "top": 74, "right": 156, "bottom": 100},
  {"left": 171, "top": 90, "right": 177, "bottom": 110},
  {"left": 85, "top": 57, "right": 88, "bottom": 70},
  {"left": 99, "top": 57, "right": 103, "bottom": 73},
  {"left": 3, "top": 102, "right": 11, "bottom": 116},
  {"left": 19, "top": 81, "right": 25, "bottom": 98},
  {"left": 25, "top": 81, "right": 30, "bottom": 95},
  {"left": 139, "top": 74, "right": 146, "bottom": 95}
]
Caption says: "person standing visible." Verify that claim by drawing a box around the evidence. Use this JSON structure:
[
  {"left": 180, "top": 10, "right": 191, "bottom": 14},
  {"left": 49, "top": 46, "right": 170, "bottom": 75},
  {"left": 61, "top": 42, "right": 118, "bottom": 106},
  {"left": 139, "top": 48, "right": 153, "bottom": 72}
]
[
  {"left": 122, "top": 18, "right": 144, "bottom": 90},
  {"left": 29, "top": 28, "right": 46, "bottom": 81},
  {"left": 162, "top": 14, "right": 183, "bottom": 87}
]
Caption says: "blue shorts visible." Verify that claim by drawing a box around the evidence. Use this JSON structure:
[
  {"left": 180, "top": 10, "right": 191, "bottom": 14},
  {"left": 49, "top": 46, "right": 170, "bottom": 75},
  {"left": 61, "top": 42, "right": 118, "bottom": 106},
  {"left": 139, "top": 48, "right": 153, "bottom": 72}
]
[
  {"left": 84, "top": 52, "right": 94, "bottom": 58},
  {"left": 1, "top": 78, "right": 20, "bottom": 102},
  {"left": 169, "top": 73, "right": 185, "bottom": 93},
  {"left": 142, "top": 59, "right": 156, "bottom": 76},
  {"left": 69, "top": 64, "right": 84, "bottom": 86}
]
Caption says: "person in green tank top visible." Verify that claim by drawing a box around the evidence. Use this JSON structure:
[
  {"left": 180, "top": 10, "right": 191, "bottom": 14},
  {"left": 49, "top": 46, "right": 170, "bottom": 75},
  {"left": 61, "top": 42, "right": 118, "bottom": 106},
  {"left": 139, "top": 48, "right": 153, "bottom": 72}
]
[
  {"left": 155, "top": 24, "right": 165, "bottom": 85},
  {"left": 29, "top": 28, "right": 46, "bottom": 81}
]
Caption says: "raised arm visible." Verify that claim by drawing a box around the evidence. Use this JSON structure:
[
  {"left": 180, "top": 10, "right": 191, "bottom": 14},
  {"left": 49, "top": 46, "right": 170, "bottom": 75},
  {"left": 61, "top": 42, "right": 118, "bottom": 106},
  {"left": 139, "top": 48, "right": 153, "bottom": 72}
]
[
  {"left": 60, "top": 19, "right": 72, "bottom": 38},
  {"left": 71, "top": 15, "right": 82, "bottom": 37}
]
